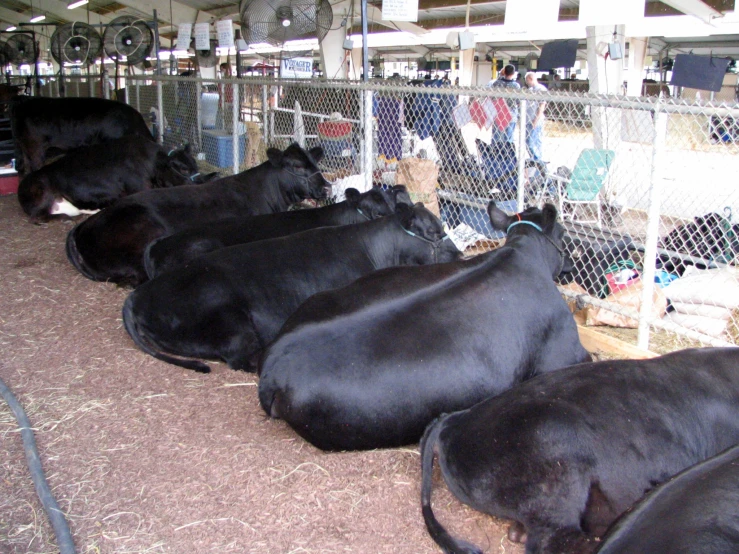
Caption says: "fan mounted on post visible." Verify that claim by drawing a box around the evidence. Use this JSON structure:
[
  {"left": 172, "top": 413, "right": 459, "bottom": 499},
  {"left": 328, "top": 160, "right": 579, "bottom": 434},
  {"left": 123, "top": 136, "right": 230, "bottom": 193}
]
[
  {"left": 6, "top": 33, "right": 38, "bottom": 67},
  {"left": 103, "top": 15, "right": 153, "bottom": 76},
  {"left": 239, "top": 0, "right": 333, "bottom": 48},
  {"left": 50, "top": 22, "right": 103, "bottom": 66},
  {"left": 0, "top": 40, "right": 12, "bottom": 69}
]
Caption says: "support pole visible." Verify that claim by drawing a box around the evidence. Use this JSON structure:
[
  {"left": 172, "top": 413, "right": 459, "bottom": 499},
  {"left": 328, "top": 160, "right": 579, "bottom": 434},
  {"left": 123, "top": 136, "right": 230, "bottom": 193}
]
[
  {"left": 637, "top": 104, "right": 668, "bottom": 350},
  {"left": 157, "top": 79, "right": 164, "bottom": 144},
  {"left": 516, "top": 99, "right": 527, "bottom": 210},
  {"left": 363, "top": 88, "right": 373, "bottom": 191},
  {"left": 232, "top": 81, "right": 240, "bottom": 175},
  {"left": 262, "top": 84, "right": 269, "bottom": 143},
  {"left": 153, "top": 9, "right": 162, "bottom": 76}
]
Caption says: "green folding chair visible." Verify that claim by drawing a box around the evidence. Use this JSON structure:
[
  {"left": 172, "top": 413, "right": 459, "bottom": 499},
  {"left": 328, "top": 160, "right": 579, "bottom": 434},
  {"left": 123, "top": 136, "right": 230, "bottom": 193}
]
[{"left": 555, "top": 148, "right": 616, "bottom": 228}]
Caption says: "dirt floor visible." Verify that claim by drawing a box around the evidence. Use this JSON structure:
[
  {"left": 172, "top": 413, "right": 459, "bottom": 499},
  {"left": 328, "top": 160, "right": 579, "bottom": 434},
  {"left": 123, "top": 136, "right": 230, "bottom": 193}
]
[{"left": 0, "top": 195, "right": 522, "bottom": 554}]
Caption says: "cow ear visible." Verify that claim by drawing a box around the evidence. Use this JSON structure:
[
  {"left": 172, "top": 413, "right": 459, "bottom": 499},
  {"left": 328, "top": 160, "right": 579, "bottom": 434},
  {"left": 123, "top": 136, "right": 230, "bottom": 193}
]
[
  {"left": 541, "top": 203, "right": 558, "bottom": 228},
  {"left": 308, "top": 146, "right": 324, "bottom": 163},
  {"left": 344, "top": 188, "right": 360, "bottom": 205},
  {"left": 392, "top": 185, "right": 413, "bottom": 206},
  {"left": 183, "top": 142, "right": 191, "bottom": 154},
  {"left": 267, "top": 148, "right": 284, "bottom": 167},
  {"left": 487, "top": 201, "right": 512, "bottom": 231}
]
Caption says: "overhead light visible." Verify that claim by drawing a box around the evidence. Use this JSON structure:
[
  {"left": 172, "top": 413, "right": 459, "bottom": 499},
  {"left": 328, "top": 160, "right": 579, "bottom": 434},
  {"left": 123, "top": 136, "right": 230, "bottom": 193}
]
[
  {"left": 68, "top": 0, "right": 89, "bottom": 9},
  {"left": 6, "top": 26, "right": 17, "bottom": 31},
  {"left": 281, "top": 18, "right": 291, "bottom": 27},
  {"left": 30, "top": 14, "right": 46, "bottom": 22}
]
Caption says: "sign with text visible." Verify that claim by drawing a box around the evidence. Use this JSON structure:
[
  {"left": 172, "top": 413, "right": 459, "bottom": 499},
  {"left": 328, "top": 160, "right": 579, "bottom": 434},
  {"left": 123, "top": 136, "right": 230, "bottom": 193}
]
[
  {"left": 280, "top": 57, "right": 313, "bottom": 78},
  {"left": 176, "top": 23, "right": 192, "bottom": 51},
  {"left": 194, "top": 22, "right": 210, "bottom": 50},
  {"left": 381, "top": 0, "right": 418, "bottom": 22},
  {"left": 216, "top": 19, "right": 234, "bottom": 48}
]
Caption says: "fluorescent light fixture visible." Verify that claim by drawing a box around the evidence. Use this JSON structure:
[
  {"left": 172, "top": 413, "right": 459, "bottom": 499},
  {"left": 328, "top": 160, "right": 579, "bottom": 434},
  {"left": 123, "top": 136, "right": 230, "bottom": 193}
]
[
  {"left": 6, "top": 26, "right": 17, "bottom": 31},
  {"left": 68, "top": 0, "right": 89, "bottom": 9},
  {"left": 30, "top": 14, "right": 46, "bottom": 22}
]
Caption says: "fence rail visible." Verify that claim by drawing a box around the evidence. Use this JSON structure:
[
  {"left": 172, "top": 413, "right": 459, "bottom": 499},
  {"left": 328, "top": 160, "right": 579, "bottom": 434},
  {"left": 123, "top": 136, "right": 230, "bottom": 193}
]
[{"left": 114, "top": 74, "right": 739, "bottom": 352}]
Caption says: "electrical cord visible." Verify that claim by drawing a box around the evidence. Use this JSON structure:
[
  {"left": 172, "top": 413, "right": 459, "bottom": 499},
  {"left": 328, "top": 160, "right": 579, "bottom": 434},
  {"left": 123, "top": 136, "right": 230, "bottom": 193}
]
[{"left": 0, "top": 376, "right": 76, "bottom": 554}]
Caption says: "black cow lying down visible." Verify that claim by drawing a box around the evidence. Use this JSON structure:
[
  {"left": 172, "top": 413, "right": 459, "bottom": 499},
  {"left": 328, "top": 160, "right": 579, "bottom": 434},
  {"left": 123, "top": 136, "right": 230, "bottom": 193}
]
[
  {"left": 66, "top": 143, "right": 329, "bottom": 287},
  {"left": 420, "top": 347, "right": 739, "bottom": 554},
  {"left": 595, "top": 442, "right": 739, "bottom": 554},
  {"left": 18, "top": 139, "right": 215, "bottom": 222},
  {"left": 144, "top": 185, "right": 412, "bottom": 278},
  {"left": 123, "top": 203, "right": 460, "bottom": 373},
  {"left": 10, "top": 96, "right": 154, "bottom": 176},
  {"left": 258, "top": 202, "right": 590, "bottom": 451}
]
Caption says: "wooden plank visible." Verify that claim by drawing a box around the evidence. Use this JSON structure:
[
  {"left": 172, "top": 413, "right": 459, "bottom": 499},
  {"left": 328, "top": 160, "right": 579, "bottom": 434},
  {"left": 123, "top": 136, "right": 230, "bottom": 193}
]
[{"left": 578, "top": 325, "right": 658, "bottom": 359}]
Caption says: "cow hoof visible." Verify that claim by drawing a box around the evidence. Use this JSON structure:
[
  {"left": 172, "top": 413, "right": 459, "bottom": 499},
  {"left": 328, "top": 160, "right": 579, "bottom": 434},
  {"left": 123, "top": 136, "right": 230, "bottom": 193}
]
[{"left": 507, "top": 521, "right": 527, "bottom": 543}]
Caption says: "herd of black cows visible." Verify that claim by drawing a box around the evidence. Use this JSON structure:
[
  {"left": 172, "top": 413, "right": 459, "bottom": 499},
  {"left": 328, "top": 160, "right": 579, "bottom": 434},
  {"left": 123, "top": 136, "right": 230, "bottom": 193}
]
[{"left": 10, "top": 96, "right": 739, "bottom": 554}]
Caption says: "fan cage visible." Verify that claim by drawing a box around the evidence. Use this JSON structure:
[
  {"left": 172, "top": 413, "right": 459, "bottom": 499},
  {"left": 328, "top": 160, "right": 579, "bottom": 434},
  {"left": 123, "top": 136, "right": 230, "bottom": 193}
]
[
  {"left": 51, "top": 22, "right": 103, "bottom": 66},
  {"left": 6, "top": 34, "right": 38, "bottom": 66},
  {"left": 103, "top": 16, "right": 153, "bottom": 65},
  {"left": 239, "top": 0, "right": 333, "bottom": 47}
]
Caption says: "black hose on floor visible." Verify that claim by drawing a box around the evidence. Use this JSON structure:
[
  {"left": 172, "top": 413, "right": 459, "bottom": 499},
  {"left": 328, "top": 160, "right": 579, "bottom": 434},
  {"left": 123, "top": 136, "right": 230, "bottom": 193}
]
[{"left": 0, "top": 376, "right": 76, "bottom": 554}]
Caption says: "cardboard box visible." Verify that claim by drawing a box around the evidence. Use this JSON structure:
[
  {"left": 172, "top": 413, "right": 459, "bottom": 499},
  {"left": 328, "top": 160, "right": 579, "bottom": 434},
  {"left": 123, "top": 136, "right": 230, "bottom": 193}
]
[
  {"left": 0, "top": 171, "right": 19, "bottom": 196},
  {"left": 202, "top": 130, "right": 246, "bottom": 168}
]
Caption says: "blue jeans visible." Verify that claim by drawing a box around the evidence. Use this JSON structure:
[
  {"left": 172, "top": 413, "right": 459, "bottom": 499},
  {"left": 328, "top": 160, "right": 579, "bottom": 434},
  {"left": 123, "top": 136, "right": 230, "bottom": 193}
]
[{"left": 526, "top": 123, "right": 544, "bottom": 162}]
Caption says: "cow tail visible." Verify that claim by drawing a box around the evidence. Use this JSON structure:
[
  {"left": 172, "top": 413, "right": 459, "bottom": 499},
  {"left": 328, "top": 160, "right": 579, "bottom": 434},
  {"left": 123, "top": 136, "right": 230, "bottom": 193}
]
[
  {"left": 122, "top": 294, "right": 211, "bottom": 373},
  {"left": 65, "top": 224, "right": 97, "bottom": 281},
  {"left": 420, "top": 416, "right": 483, "bottom": 554}
]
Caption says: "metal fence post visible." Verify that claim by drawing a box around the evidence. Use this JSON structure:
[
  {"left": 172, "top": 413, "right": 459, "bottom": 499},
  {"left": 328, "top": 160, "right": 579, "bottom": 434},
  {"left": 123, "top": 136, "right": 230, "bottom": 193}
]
[
  {"left": 262, "top": 84, "right": 269, "bottom": 143},
  {"left": 363, "top": 88, "right": 374, "bottom": 192},
  {"left": 125, "top": 77, "right": 130, "bottom": 105},
  {"left": 157, "top": 79, "right": 164, "bottom": 144},
  {"left": 637, "top": 103, "right": 669, "bottom": 350},
  {"left": 517, "top": 98, "right": 527, "bottom": 210},
  {"left": 232, "top": 81, "right": 240, "bottom": 175},
  {"left": 196, "top": 79, "right": 203, "bottom": 152},
  {"left": 135, "top": 78, "right": 140, "bottom": 112},
  {"left": 102, "top": 70, "right": 110, "bottom": 100}
]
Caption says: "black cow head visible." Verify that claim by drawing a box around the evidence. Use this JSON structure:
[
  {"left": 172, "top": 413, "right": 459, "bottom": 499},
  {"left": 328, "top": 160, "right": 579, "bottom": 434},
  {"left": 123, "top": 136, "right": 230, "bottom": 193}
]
[
  {"left": 397, "top": 203, "right": 461, "bottom": 264},
  {"left": 488, "top": 201, "right": 573, "bottom": 277},
  {"left": 164, "top": 143, "right": 202, "bottom": 181},
  {"left": 345, "top": 185, "right": 412, "bottom": 220},
  {"left": 268, "top": 143, "right": 330, "bottom": 202}
]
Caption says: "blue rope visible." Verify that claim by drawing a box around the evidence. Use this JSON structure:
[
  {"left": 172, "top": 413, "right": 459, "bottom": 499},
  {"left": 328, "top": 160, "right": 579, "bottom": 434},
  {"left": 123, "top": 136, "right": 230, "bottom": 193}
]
[{"left": 0, "top": 377, "right": 76, "bottom": 554}]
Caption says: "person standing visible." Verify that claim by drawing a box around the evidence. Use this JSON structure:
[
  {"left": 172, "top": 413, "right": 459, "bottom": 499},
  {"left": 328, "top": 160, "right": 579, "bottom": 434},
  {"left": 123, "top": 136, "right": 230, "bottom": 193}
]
[
  {"left": 524, "top": 71, "right": 547, "bottom": 162},
  {"left": 488, "top": 64, "right": 521, "bottom": 142}
]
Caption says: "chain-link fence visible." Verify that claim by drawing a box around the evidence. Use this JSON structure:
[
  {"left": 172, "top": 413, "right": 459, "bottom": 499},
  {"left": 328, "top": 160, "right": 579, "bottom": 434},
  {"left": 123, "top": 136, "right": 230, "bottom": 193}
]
[{"left": 116, "top": 74, "right": 739, "bottom": 352}]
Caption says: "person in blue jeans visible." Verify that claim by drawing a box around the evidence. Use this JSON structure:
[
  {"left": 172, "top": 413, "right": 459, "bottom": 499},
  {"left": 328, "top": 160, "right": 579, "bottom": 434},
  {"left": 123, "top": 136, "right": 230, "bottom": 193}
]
[
  {"left": 487, "top": 64, "right": 520, "bottom": 142},
  {"left": 524, "top": 72, "right": 547, "bottom": 162}
]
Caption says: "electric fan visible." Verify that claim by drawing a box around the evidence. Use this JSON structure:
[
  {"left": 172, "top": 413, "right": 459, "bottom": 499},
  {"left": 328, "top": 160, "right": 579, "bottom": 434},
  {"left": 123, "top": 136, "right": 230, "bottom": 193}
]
[
  {"left": 0, "top": 40, "right": 11, "bottom": 68},
  {"left": 50, "top": 22, "right": 103, "bottom": 66},
  {"left": 5, "top": 33, "right": 38, "bottom": 67},
  {"left": 239, "top": 0, "right": 333, "bottom": 48},
  {"left": 102, "top": 16, "right": 153, "bottom": 66}
]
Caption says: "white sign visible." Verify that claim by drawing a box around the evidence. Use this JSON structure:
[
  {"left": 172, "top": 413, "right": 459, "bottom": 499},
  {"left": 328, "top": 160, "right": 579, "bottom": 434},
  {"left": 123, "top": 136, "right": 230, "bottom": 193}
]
[
  {"left": 194, "top": 22, "right": 210, "bottom": 50},
  {"left": 381, "top": 0, "right": 418, "bottom": 23},
  {"left": 216, "top": 19, "right": 234, "bottom": 49},
  {"left": 280, "top": 57, "right": 313, "bottom": 79},
  {"left": 176, "top": 23, "right": 192, "bottom": 51},
  {"left": 504, "top": 0, "right": 559, "bottom": 31}
]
